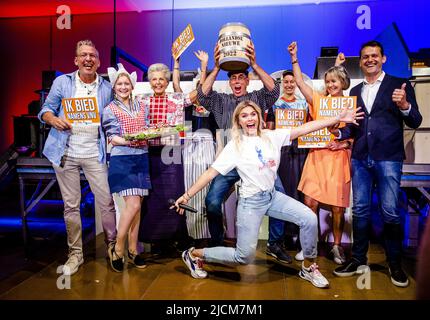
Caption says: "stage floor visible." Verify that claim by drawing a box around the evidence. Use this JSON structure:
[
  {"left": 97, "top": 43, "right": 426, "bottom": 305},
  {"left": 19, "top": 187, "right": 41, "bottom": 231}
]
[{"left": 0, "top": 235, "right": 417, "bottom": 300}]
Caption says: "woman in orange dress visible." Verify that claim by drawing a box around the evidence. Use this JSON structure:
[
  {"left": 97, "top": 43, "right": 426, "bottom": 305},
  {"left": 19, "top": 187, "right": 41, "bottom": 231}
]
[{"left": 288, "top": 42, "right": 352, "bottom": 264}]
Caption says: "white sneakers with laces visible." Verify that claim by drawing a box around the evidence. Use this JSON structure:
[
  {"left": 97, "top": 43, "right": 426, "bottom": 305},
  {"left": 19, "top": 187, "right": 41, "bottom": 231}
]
[
  {"left": 62, "top": 253, "right": 84, "bottom": 276},
  {"left": 299, "top": 262, "right": 329, "bottom": 288},
  {"left": 182, "top": 247, "right": 208, "bottom": 279}
]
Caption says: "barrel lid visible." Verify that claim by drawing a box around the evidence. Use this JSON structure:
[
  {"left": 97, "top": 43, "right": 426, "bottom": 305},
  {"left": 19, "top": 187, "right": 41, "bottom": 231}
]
[{"left": 220, "top": 22, "right": 249, "bottom": 29}]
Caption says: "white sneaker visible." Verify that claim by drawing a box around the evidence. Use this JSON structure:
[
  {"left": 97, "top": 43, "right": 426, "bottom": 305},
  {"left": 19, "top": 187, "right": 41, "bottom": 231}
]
[
  {"left": 299, "top": 262, "right": 329, "bottom": 288},
  {"left": 182, "top": 247, "right": 208, "bottom": 279},
  {"left": 331, "top": 245, "right": 346, "bottom": 265},
  {"left": 295, "top": 250, "right": 304, "bottom": 261},
  {"left": 62, "top": 253, "right": 84, "bottom": 276}
]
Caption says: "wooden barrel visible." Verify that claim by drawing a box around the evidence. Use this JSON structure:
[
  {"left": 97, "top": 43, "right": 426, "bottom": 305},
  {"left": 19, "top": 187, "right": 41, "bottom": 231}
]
[{"left": 218, "top": 22, "right": 251, "bottom": 71}]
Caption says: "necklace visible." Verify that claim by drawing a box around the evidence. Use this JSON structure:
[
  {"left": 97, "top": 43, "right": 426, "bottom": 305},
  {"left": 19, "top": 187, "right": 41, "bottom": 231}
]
[
  {"left": 78, "top": 74, "right": 97, "bottom": 95},
  {"left": 83, "top": 82, "right": 97, "bottom": 95}
]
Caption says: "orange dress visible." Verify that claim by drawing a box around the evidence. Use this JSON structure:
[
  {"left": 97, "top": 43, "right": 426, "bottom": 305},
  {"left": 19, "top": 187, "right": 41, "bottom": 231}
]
[{"left": 297, "top": 96, "right": 352, "bottom": 208}]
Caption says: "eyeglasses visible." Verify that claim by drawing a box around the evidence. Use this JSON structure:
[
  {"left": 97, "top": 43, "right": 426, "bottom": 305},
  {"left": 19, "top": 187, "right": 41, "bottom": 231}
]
[{"left": 77, "top": 53, "right": 98, "bottom": 59}]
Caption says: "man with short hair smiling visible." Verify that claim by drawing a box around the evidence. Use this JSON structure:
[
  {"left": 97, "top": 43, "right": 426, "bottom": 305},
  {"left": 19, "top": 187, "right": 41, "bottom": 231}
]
[
  {"left": 38, "top": 40, "right": 117, "bottom": 276},
  {"left": 196, "top": 42, "right": 291, "bottom": 263},
  {"left": 332, "top": 40, "right": 422, "bottom": 287}
]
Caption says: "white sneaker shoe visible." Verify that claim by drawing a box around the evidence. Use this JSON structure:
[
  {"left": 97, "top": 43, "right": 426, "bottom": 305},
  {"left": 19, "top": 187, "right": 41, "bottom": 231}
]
[
  {"left": 331, "top": 244, "right": 346, "bottom": 265},
  {"left": 182, "top": 247, "right": 208, "bottom": 279},
  {"left": 295, "top": 250, "right": 304, "bottom": 261},
  {"left": 299, "top": 262, "right": 329, "bottom": 288},
  {"left": 62, "top": 253, "right": 84, "bottom": 276}
]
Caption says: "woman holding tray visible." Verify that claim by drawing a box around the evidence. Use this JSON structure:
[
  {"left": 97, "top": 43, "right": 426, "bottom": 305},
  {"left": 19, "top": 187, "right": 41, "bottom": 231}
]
[
  {"left": 102, "top": 64, "right": 151, "bottom": 272},
  {"left": 136, "top": 62, "right": 197, "bottom": 250}
]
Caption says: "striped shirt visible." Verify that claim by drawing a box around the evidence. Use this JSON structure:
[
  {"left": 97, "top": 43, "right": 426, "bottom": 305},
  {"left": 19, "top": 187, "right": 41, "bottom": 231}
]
[{"left": 196, "top": 82, "right": 280, "bottom": 130}]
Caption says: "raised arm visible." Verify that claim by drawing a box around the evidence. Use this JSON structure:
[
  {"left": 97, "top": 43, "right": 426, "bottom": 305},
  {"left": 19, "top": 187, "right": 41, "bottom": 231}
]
[
  {"left": 187, "top": 50, "right": 210, "bottom": 103},
  {"left": 201, "top": 44, "right": 221, "bottom": 95},
  {"left": 246, "top": 42, "right": 275, "bottom": 91},
  {"left": 194, "top": 50, "right": 209, "bottom": 85},
  {"left": 172, "top": 57, "right": 182, "bottom": 93},
  {"left": 288, "top": 42, "right": 313, "bottom": 106},
  {"left": 335, "top": 52, "right": 346, "bottom": 67}
]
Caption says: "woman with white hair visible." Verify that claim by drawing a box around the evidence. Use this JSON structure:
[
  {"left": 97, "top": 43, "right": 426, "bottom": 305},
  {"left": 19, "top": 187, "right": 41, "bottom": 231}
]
[
  {"left": 137, "top": 62, "right": 197, "bottom": 248},
  {"left": 102, "top": 64, "right": 151, "bottom": 272},
  {"left": 172, "top": 100, "right": 363, "bottom": 288}
]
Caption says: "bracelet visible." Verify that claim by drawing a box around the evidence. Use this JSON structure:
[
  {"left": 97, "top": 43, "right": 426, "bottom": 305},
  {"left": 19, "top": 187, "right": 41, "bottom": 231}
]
[
  {"left": 183, "top": 192, "right": 191, "bottom": 201},
  {"left": 291, "top": 59, "right": 298, "bottom": 64}
]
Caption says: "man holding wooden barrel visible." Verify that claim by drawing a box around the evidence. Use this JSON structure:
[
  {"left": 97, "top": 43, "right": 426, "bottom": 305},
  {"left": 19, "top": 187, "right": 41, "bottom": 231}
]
[{"left": 196, "top": 39, "right": 291, "bottom": 263}]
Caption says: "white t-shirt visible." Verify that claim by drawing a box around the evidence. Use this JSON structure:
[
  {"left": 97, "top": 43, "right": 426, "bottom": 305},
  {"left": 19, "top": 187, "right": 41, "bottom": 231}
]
[
  {"left": 66, "top": 74, "right": 100, "bottom": 158},
  {"left": 212, "top": 128, "right": 291, "bottom": 198}
]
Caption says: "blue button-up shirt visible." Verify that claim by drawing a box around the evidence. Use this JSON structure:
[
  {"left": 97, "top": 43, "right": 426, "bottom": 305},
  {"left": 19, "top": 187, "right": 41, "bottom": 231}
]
[{"left": 38, "top": 71, "right": 113, "bottom": 166}]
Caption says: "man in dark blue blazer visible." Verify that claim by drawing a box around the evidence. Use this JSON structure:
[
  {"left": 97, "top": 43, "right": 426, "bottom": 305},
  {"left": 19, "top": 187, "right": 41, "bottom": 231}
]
[{"left": 332, "top": 41, "right": 422, "bottom": 287}]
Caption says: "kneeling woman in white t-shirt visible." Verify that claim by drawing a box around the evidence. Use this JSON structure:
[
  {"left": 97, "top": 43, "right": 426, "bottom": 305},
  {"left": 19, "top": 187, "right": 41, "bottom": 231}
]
[{"left": 173, "top": 100, "right": 362, "bottom": 289}]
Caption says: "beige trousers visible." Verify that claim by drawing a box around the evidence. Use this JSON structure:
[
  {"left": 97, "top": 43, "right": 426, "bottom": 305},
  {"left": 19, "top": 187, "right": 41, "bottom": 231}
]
[{"left": 53, "top": 156, "right": 117, "bottom": 255}]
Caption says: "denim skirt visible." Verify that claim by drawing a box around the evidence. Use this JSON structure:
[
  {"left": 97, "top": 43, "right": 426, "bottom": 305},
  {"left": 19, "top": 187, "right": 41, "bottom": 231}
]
[{"left": 108, "top": 153, "right": 151, "bottom": 194}]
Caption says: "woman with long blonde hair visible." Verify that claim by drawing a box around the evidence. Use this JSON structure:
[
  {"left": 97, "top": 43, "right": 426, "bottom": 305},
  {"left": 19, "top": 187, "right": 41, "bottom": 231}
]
[{"left": 172, "top": 100, "right": 363, "bottom": 288}]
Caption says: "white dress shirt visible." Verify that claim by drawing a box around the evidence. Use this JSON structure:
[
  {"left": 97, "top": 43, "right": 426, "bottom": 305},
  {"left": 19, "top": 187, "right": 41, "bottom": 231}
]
[
  {"left": 361, "top": 71, "right": 411, "bottom": 115},
  {"left": 361, "top": 71, "right": 385, "bottom": 113},
  {"left": 336, "top": 71, "right": 411, "bottom": 140}
]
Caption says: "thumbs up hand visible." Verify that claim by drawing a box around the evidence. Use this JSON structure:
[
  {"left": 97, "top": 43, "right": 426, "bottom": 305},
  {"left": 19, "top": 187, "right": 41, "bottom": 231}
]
[{"left": 392, "top": 83, "right": 410, "bottom": 110}]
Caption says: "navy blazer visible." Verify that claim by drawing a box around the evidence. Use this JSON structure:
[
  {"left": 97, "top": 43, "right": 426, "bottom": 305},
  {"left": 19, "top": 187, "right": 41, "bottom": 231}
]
[{"left": 340, "top": 73, "right": 422, "bottom": 161}]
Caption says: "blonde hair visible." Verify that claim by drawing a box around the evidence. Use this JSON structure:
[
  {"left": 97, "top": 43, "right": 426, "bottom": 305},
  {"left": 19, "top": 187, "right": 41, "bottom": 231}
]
[
  {"left": 147, "top": 63, "right": 170, "bottom": 82},
  {"left": 231, "top": 100, "right": 272, "bottom": 151},
  {"left": 114, "top": 72, "right": 133, "bottom": 88},
  {"left": 75, "top": 39, "right": 99, "bottom": 57},
  {"left": 324, "top": 65, "right": 350, "bottom": 94},
  {"left": 113, "top": 72, "right": 134, "bottom": 101}
]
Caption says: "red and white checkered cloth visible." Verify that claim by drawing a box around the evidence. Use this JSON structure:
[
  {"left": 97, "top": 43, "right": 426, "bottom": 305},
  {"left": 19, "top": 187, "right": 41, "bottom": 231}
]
[
  {"left": 110, "top": 100, "right": 149, "bottom": 135},
  {"left": 139, "top": 92, "right": 191, "bottom": 146}
]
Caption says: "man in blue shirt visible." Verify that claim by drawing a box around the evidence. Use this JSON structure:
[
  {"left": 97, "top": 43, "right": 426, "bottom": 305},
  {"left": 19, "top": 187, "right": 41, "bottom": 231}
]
[{"left": 38, "top": 40, "right": 117, "bottom": 276}]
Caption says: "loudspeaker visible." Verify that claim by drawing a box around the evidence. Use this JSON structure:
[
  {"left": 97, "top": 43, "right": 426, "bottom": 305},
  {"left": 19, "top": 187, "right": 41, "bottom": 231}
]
[
  {"left": 27, "top": 100, "right": 40, "bottom": 115},
  {"left": 13, "top": 116, "right": 40, "bottom": 150},
  {"left": 314, "top": 56, "right": 363, "bottom": 79},
  {"left": 320, "top": 46, "right": 338, "bottom": 57},
  {"left": 42, "top": 70, "right": 62, "bottom": 90}
]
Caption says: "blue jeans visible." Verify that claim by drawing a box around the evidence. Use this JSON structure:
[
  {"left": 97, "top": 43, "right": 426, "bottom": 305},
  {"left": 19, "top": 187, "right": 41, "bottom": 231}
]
[
  {"left": 205, "top": 170, "right": 286, "bottom": 246},
  {"left": 268, "top": 176, "right": 287, "bottom": 245},
  {"left": 351, "top": 157, "right": 403, "bottom": 265},
  {"left": 203, "top": 189, "right": 318, "bottom": 265},
  {"left": 205, "top": 169, "right": 240, "bottom": 246}
]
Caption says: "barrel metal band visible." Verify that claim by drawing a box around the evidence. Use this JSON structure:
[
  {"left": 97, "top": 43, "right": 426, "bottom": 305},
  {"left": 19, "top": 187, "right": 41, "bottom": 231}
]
[
  {"left": 218, "top": 32, "right": 251, "bottom": 40},
  {"left": 219, "top": 47, "right": 248, "bottom": 53}
]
